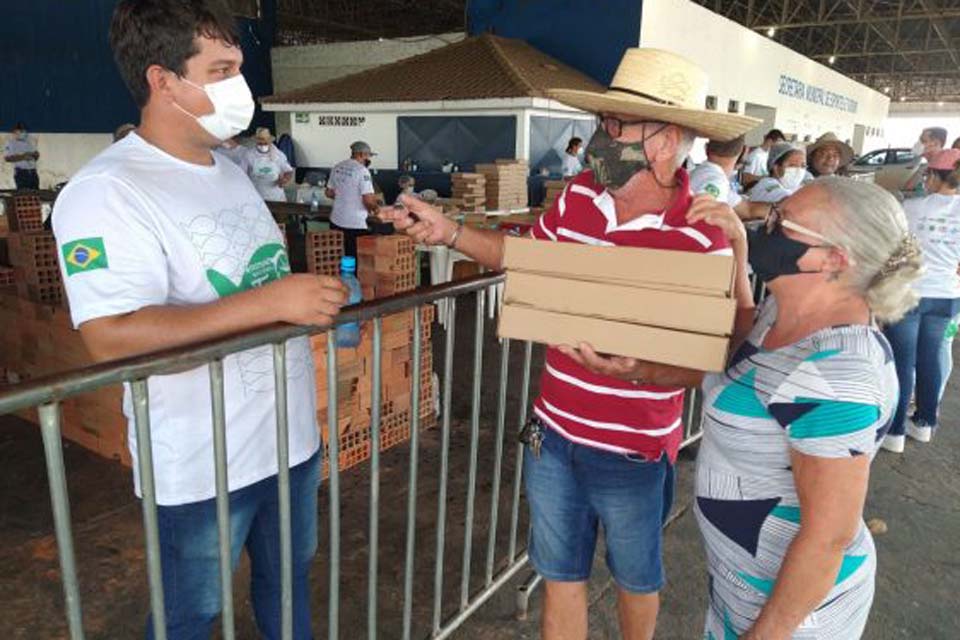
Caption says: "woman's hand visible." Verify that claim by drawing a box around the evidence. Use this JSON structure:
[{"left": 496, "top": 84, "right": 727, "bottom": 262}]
[{"left": 686, "top": 195, "right": 747, "bottom": 247}]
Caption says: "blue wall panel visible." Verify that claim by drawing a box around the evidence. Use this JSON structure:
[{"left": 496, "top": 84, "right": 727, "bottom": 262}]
[
  {"left": 467, "top": 0, "right": 642, "bottom": 85},
  {"left": 0, "top": 0, "right": 276, "bottom": 133}
]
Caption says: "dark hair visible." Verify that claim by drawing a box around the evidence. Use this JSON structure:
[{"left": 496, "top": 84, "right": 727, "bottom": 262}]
[
  {"left": 764, "top": 129, "right": 786, "bottom": 143},
  {"left": 922, "top": 127, "right": 948, "bottom": 147},
  {"left": 706, "top": 135, "right": 745, "bottom": 159},
  {"left": 12, "top": 122, "right": 26, "bottom": 131},
  {"left": 110, "top": 0, "right": 240, "bottom": 108},
  {"left": 953, "top": 137, "right": 960, "bottom": 150},
  {"left": 931, "top": 165, "right": 960, "bottom": 189},
  {"left": 566, "top": 137, "right": 583, "bottom": 153}
]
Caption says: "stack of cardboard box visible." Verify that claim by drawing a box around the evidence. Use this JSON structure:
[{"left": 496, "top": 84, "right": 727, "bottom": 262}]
[
  {"left": 476, "top": 160, "right": 529, "bottom": 211},
  {"left": 357, "top": 235, "right": 417, "bottom": 299},
  {"left": 497, "top": 237, "right": 737, "bottom": 372},
  {"left": 450, "top": 173, "right": 487, "bottom": 213},
  {"left": 305, "top": 229, "right": 345, "bottom": 276}
]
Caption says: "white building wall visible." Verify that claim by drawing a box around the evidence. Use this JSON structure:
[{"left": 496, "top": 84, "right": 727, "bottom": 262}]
[
  {"left": 639, "top": 0, "right": 890, "bottom": 150},
  {"left": 271, "top": 33, "right": 466, "bottom": 94},
  {"left": 1, "top": 133, "right": 111, "bottom": 190}
]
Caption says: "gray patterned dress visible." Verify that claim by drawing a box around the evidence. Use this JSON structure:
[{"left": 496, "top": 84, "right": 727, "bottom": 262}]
[{"left": 696, "top": 297, "right": 897, "bottom": 639}]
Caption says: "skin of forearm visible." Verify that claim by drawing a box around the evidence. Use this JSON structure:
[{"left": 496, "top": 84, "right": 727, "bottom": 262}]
[
  {"left": 748, "top": 532, "right": 846, "bottom": 639},
  {"left": 80, "top": 285, "right": 284, "bottom": 362},
  {"left": 452, "top": 225, "right": 506, "bottom": 271}
]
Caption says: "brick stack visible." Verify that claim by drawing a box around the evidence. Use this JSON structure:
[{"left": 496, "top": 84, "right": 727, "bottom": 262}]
[
  {"left": 0, "top": 292, "right": 130, "bottom": 464},
  {"left": 6, "top": 194, "right": 44, "bottom": 233},
  {"left": 305, "top": 229, "right": 345, "bottom": 276},
  {"left": 542, "top": 179, "right": 567, "bottom": 210},
  {"left": 310, "top": 305, "right": 436, "bottom": 477},
  {"left": 450, "top": 173, "right": 486, "bottom": 213},
  {"left": 0, "top": 265, "right": 15, "bottom": 294},
  {"left": 476, "top": 159, "right": 529, "bottom": 211},
  {"left": 357, "top": 235, "right": 416, "bottom": 299},
  {"left": 8, "top": 230, "right": 65, "bottom": 307}
]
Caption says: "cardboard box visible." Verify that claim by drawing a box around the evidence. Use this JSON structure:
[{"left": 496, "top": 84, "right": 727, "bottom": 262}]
[
  {"left": 502, "top": 237, "right": 735, "bottom": 296},
  {"left": 497, "top": 237, "right": 737, "bottom": 372},
  {"left": 499, "top": 305, "right": 730, "bottom": 371},
  {"left": 504, "top": 272, "right": 736, "bottom": 336}
]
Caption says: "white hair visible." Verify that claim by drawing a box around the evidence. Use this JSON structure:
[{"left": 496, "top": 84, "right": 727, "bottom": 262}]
[
  {"left": 814, "top": 177, "right": 922, "bottom": 323},
  {"left": 673, "top": 127, "right": 696, "bottom": 170}
]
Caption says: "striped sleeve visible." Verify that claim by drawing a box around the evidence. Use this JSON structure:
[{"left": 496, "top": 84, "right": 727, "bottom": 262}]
[
  {"left": 530, "top": 186, "right": 565, "bottom": 242},
  {"left": 768, "top": 350, "right": 885, "bottom": 459}
]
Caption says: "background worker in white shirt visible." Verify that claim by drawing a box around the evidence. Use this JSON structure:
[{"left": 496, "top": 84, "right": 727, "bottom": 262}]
[
  {"left": 242, "top": 126, "right": 294, "bottom": 202},
  {"left": 747, "top": 142, "right": 807, "bottom": 204},
  {"left": 690, "top": 136, "right": 770, "bottom": 220},
  {"left": 741, "top": 128, "right": 785, "bottom": 190},
  {"left": 3, "top": 122, "right": 40, "bottom": 190},
  {"left": 327, "top": 140, "right": 380, "bottom": 257},
  {"left": 561, "top": 136, "right": 583, "bottom": 177}
]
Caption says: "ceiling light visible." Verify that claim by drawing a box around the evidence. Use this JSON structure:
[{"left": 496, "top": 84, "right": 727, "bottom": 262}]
[
  {"left": 900, "top": 96, "right": 906, "bottom": 102},
  {"left": 938, "top": 101, "right": 945, "bottom": 106},
  {"left": 883, "top": 86, "right": 891, "bottom": 93},
  {"left": 767, "top": 27, "right": 776, "bottom": 37},
  {"left": 828, "top": 55, "right": 836, "bottom": 64}
]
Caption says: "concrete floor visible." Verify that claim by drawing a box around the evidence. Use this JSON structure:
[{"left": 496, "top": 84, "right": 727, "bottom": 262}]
[{"left": 1, "top": 297, "right": 958, "bottom": 638}]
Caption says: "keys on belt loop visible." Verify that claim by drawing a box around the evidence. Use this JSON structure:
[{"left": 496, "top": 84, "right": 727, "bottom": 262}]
[{"left": 519, "top": 417, "right": 545, "bottom": 460}]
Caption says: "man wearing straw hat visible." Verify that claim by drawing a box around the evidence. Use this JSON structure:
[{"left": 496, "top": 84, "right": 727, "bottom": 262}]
[{"left": 381, "top": 48, "right": 760, "bottom": 639}]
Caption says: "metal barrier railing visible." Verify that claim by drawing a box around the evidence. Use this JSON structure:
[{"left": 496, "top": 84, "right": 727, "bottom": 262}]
[{"left": 0, "top": 270, "right": 708, "bottom": 640}]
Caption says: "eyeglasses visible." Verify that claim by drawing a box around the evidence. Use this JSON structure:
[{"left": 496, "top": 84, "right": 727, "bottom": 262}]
[
  {"left": 598, "top": 115, "right": 664, "bottom": 139},
  {"left": 765, "top": 203, "right": 832, "bottom": 245}
]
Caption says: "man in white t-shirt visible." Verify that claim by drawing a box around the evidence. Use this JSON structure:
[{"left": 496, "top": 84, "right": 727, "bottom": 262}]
[
  {"left": 53, "top": 2, "right": 346, "bottom": 637},
  {"left": 327, "top": 140, "right": 379, "bottom": 257},
  {"left": 690, "top": 136, "right": 770, "bottom": 221},
  {"left": 741, "top": 128, "right": 785, "bottom": 190},
  {"left": 3, "top": 122, "right": 40, "bottom": 189},
  {"left": 241, "top": 126, "right": 294, "bottom": 201}
]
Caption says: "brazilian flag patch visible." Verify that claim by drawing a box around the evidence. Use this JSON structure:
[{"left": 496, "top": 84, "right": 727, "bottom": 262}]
[{"left": 62, "top": 238, "right": 108, "bottom": 276}]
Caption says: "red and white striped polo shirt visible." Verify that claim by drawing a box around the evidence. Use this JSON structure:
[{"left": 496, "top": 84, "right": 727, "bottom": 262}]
[{"left": 529, "top": 168, "right": 732, "bottom": 462}]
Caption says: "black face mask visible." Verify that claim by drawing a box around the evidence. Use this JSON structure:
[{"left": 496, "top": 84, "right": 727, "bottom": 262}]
[
  {"left": 747, "top": 226, "right": 818, "bottom": 283},
  {"left": 363, "top": 158, "right": 372, "bottom": 168},
  {"left": 585, "top": 126, "right": 658, "bottom": 190}
]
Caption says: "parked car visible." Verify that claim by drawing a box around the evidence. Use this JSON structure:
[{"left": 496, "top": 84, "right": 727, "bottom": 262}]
[{"left": 846, "top": 147, "right": 923, "bottom": 192}]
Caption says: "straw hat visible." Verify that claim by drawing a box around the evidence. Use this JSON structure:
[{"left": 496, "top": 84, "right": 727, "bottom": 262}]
[
  {"left": 807, "top": 132, "right": 854, "bottom": 166},
  {"left": 549, "top": 48, "right": 761, "bottom": 141}
]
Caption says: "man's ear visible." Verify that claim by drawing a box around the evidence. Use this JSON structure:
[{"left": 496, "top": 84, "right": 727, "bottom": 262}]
[{"left": 145, "top": 65, "right": 176, "bottom": 105}]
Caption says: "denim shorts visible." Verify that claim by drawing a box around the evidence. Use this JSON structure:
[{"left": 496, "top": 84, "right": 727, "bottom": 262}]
[{"left": 523, "top": 425, "right": 674, "bottom": 594}]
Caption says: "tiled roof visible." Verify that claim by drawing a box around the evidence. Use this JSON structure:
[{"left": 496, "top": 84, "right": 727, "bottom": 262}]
[{"left": 263, "top": 34, "right": 604, "bottom": 105}]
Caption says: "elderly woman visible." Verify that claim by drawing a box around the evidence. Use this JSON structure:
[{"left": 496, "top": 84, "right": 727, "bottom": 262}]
[
  {"left": 749, "top": 142, "right": 807, "bottom": 204},
  {"left": 562, "top": 178, "right": 921, "bottom": 638},
  {"left": 882, "top": 149, "right": 960, "bottom": 452}
]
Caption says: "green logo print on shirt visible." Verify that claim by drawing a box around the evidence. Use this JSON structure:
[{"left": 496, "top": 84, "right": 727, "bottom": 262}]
[{"left": 206, "top": 243, "right": 291, "bottom": 297}]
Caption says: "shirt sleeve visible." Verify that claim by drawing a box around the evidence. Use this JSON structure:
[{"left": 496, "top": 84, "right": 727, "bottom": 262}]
[
  {"left": 769, "top": 349, "right": 888, "bottom": 459},
  {"left": 745, "top": 150, "right": 765, "bottom": 175},
  {"left": 277, "top": 149, "right": 293, "bottom": 174},
  {"left": 53, "top": 176, "right": 169, "bottom": 328},
  {"left": 530, "top": 183, "right": 565, "bottom": 241},
  {"left": 690, "top": 165, "right": 731, "bottom": 202},
  {"left": 748, "top": 179, "right": 789, "bottom": 203},
  {"left": 359, "top": 168, "right": 375, "bottom": 196}
]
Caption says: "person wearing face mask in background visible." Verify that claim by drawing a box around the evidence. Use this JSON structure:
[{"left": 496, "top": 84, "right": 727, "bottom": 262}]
[
  {"left": 380, "top": 48, "right": 761, "bottom": 640},
  {"left": 882, "top": 149, "right": 960, "bottom": 454},
  {"left": 4, "top": 122, "right": 40, "bottom": 190},
  {"left": 241, "top": 127, "right": 294, "bottom": 201},
  {"left": 394, "top": 174, "right": 416, "bottom": 204},
  {"left": 562, "top": 136, "right": 584, "bottom": 178},
  {"left": 52, "top": 2, "right": 347, "bottom": 637},
  {"left": 747, "top": 142, "right": 807, "bottom": 204},
  {"left": 904, "top": 126, "right": 947, "bottom": 195},
  {"left": 327, "top": 141, "right": 380, "bottom": 257}
]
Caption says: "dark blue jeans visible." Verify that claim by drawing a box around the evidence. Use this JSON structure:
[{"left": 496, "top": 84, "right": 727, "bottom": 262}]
[
  {"left": 884, "top": 297, "right": 960, "bottom": 435},
  {"left": 146, "top": 452, "right": 320, "bottom": 640}
]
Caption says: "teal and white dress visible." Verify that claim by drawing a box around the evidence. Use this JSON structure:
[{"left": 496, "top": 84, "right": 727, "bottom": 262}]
[{"left": 695, "top": 297, "right": 897, "bottom": 639}]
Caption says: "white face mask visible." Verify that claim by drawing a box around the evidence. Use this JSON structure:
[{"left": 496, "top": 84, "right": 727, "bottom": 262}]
[
  {"left": 780, "top": 167, "right": 806, "bottom": 191},
  {"left": 175, "top": 74, "right": 254, "bottom": 141},
  {"left": 256, "top": 144, "right": 270, "bottom": 153}
]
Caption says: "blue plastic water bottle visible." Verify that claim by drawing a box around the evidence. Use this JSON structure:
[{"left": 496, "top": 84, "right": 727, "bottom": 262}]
[{"left": 336, "top": 256, "right": 362, "bottom": 348}]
